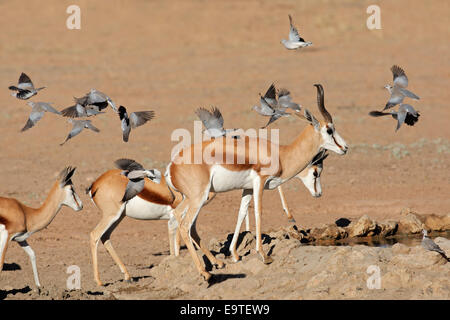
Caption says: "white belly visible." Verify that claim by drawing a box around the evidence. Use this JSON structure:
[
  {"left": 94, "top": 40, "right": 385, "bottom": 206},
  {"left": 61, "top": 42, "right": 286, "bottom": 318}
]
[
  {"left": 125, "top": 196, "right": 173, "bottom": 220},
  {"left": 210, "top": 166, "right": 255, "bottom": 192}
]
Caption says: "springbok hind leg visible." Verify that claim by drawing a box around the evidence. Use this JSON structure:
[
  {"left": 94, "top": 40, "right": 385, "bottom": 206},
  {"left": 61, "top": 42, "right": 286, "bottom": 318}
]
[
  {"left": 190, "top": 218, "right": 225, "bottom": 269},
  {"left": 174, "top": 197, "right": 211, "bottom": 282},
  {"left": 90, "top": 203, "right": 127, "bottom": 286},
  {"left": 101, "top": 213, "right": 130, "bottom": 282}
]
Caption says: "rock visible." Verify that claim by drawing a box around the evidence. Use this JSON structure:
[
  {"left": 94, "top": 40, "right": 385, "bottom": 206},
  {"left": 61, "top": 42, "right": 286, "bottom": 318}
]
[
  {"left": 424, "top": 214, "right": 450, "bottom": 232},
  {"left": 391, "top": 243, "right": 411, "bottom": 255},
  {"left": 398, "top": 213, "right": 424, "bottom": 234},
  {"left": 317, "top": 225, "right": 347, "bottom": 240},
  {"left": 306, "top": 271, "right": 331, "bottom": 289},
  {"left": 382, "top": 268, "right": 413, "bottom": 289},
  {"left": 378, "top": 220, "right": 398, "bottom": 237},
  {"left": 400, "top": 207, "right": 414, "bottom": 216},
  {"left": 391, "top": 247, "right": 447, "bottom": 268},
  {"left": 347, "top": 215, "right": 378, "bottom": 237},
  {"left": 284, "top": 225, "right": 310, "bottom": 242},
  {"left": 241, "top": 256, "right": 267, "bottom": 275}
]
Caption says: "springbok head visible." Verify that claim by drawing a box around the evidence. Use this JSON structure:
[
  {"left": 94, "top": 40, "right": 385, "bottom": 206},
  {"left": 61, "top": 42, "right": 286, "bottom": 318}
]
[
  {"left": 297, "top": 150, "right": 329, "bottom": 197},
  {"left": 57, "top": 166, "right": 83, "bottom": 211},
  {"left": 299, "top": 84, "right": 348, "bottom": 155}
]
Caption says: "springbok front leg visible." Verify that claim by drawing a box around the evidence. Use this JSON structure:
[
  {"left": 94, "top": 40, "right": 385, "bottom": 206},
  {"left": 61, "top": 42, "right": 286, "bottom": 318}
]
[
  {"left": 277, "top": 186, "right": 296, "bottom": 223},
  {"left": 18, "top": 241, "right": 41, "bottom": 290},
  {"left": 90, "top": 203, "right": 129, "bottom": 286},
  {"left": 168, "top": 214, "right": 180, "bottom": 256},
  {"left": 254, "top": 177, "right": 273, "bottom": 264}
]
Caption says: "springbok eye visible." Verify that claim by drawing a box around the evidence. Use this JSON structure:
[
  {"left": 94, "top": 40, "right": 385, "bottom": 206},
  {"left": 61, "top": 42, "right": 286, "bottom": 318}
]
[
  {"left": 313, "top": 170, "right": 318, "bottom": 178},
  {"left": 326, "top": 128, "right": 333, "bottom": 135}
]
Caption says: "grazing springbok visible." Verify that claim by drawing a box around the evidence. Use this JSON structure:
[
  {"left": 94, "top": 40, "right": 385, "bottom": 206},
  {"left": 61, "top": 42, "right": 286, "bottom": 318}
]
[
  {"left": 165, "top": 84, "right": 348, "bottom": 281},
  {"left": 0, "top": 167, "right": 83, "bottom": 292}
]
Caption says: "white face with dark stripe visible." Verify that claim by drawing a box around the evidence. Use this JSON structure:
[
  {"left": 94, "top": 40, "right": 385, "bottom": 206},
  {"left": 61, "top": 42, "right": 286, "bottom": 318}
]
[
  {"left": 320, "top": 123, "right": 348, "bottom": 155},
  {"left": 62, "top": 185, "right": 83, "bottom": 211},
  {"left": 298, "top": 165, "right": 323, "bottom": 197}
]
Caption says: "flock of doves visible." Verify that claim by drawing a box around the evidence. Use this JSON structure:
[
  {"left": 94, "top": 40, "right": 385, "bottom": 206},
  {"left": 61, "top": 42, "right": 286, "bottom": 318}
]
[
  {"left": 195, "top": 65, "right": 422, "bottom": 139},
  {"left": 8, "top": 15, "right": 420, "bottom": 148},
  {"left": 8, "top": 73, "right": 155, "bottom": 145}
]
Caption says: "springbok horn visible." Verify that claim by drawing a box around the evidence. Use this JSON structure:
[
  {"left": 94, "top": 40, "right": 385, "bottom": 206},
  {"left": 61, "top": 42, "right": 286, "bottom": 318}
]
[{"left": 313, "top": 84, "right": 332, "bottom": 123}]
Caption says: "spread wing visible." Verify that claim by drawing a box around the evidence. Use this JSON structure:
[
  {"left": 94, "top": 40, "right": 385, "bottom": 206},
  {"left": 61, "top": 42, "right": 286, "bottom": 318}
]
[
  {"left": 21, "top": 110, "right": 45, "bottom": 132},
  {"left": 391, "top": 65, "right": 408, "bottom": 88},
  {"left": 38, "top": 102, "right": 61, "bottom": 115},
  {"left": 195, "top": 107, "right": 224, "bottom": 131},
  {"left": 263, "top": 83, "right": 277, "bottom": 108},
  {"left": 18, "top": 73, "right": 34, "bottom": 90},
  {"left": 130, "top": 111, "right": 155, "bottom": 128},
  {"left": 114, "top": 158, "right": 144, "bottom": 171},
  {"left": 288, "top": 15, "right": 304, "bottom": 42}
]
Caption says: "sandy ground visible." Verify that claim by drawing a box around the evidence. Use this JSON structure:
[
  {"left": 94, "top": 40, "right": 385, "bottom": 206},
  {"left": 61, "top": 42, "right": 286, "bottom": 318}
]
[{"left": 0, "top": 0, "right": 449, "bottom": 299}]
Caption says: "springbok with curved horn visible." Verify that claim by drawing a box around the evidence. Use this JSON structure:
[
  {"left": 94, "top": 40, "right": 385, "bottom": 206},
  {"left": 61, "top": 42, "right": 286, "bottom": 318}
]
[
  {"left": 0, "top": 167, "right": 83, "bottom": 292},
  {"left": 166, "top": 83, "right": 348, "bottom": 281},
  {"left": 87, "top": 150, "right": 327, "bottom": 285}
]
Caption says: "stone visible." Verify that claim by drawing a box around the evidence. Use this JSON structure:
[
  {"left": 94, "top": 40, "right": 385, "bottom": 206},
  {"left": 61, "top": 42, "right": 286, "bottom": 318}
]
[
  {"left": 398, "top": 213, "right": 424, "bottom": 234},
  {"left": 317, "top": 225, "right": 348, "bottom": 240},
  {"left": 378, "top": 220, "right": 398, "bottom": 237},
  {"left": 347, "top": 215, "right": 378, "bottom": 237},
  {"left": 424, "top": 214, "right": 450, "bottom": 232},
  {"left": 241, "top": 256, "right": 267, "bottom": 275},
  {"left": 391, "top": 243, "right": 411, "bottom": 255}
]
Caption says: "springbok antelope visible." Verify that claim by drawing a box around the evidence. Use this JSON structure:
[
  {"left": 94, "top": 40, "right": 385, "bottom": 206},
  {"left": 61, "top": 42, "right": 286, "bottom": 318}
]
[
  {"left": 87, "top": 152, "right": 327, "bottom": 286},
  {"left": 165, "top": 83, "right": 348, "bottom": 281},
  {"left": 0, "top": 167, "right": 83, "bottom": 292},
  {"left": 87, "top": 162, "right": 220, "bottom": 286}
]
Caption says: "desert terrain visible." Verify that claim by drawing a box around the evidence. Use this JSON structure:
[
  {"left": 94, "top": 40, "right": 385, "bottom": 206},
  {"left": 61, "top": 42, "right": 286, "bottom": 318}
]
[{"left": 0, "top": 0, "right": 449, "bottom": 300}]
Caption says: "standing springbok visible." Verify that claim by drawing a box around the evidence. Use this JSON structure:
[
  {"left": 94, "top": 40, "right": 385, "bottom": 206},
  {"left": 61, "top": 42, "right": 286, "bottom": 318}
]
[
  {"left": 87, "top": 149, "right": 328, "bottom": 286},
  {"left": 165, "top": 84, "right": 348, "bottom": 281},
  {"left": 0, "top": 167, "right": 83, "bottom": 292}
]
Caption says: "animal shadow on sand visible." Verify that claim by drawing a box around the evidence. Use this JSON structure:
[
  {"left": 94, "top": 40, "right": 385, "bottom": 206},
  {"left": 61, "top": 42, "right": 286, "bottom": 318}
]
[
  {"left": 0, "top": 286, "right": 32, "bottom": 300},
  {"left": 2, "top": 262, "right": 21, "bottom": 271}
]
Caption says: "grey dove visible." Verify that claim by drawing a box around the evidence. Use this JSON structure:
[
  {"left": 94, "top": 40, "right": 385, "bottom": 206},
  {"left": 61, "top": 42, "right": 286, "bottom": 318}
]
[
  {"left": 60, "top": 119, "right": 100, "bottom": 145},
  {"left": 114, "top": 158, "right": 162, "bottom": 202},
  {"left": 195, "top": 106, "right": 240, "bottom": 138},
  {"left": 369, "top": 104, "right": 420, "bottom": 131},
  {"left": 21, "top": 102, "right": 61, "bottom": 132},
  {"left": 9, "top": 73, "right": 46, "bottom": 100},
  {"left": 421, "top": 230, "right": 449, "bottom": 261},
  {"left": 281, "top": 15, "right": 312, "bottom": 50},
  {"left": 118, "top": 106, "right": 155, "bottom": 142},
  {"left": 384, "top": 65, "right": 420, "bottom": 110}
]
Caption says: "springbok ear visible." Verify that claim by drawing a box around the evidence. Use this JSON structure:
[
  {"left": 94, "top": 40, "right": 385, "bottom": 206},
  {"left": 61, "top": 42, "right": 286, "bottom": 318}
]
[{"left": 304, "top": 109, "right": 320, "bottom": 131}]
